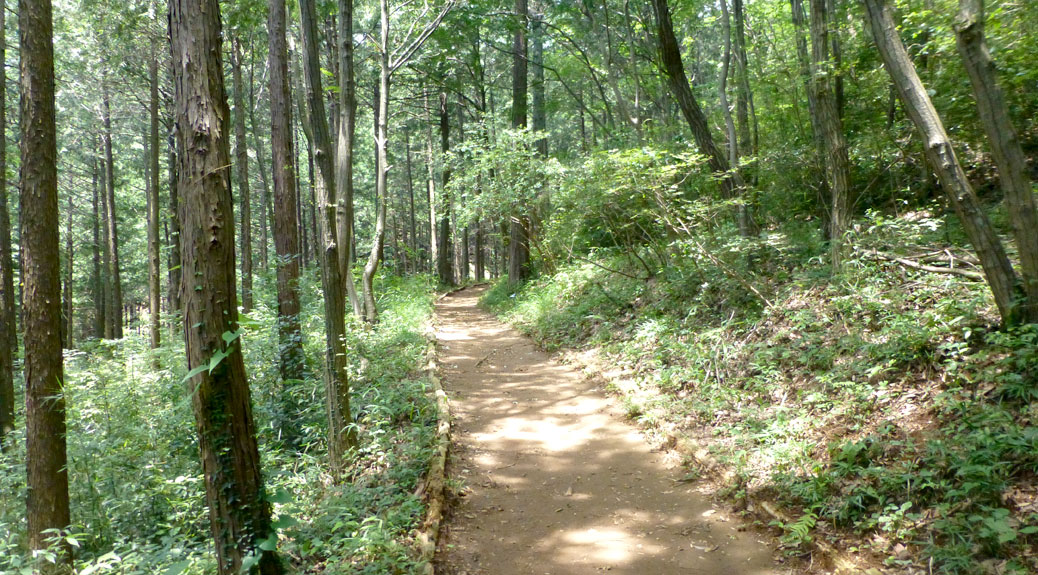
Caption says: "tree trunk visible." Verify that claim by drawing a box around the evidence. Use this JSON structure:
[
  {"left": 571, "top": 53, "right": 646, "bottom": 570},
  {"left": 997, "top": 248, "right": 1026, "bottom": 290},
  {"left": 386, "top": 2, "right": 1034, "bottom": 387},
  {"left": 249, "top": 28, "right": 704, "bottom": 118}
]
[
  {"left": 650, "top": 0, "right": 757, "bottom": 236},
  {"left": 405, "top": 129, "right": 418, "bottom": 273},
  {"left": 336, "top": 0, "right": 362, "bottom": 317},
  {"left": 269, "top": 0, "right": 306, "bottom": 426},
  {"left": 508, "top": 0, "right": 532, "bottom": 287},
  {"left": 231, "top": 36, "right": 254, "bottom": 314},
  {"left": 0, "top": 0, "right": 14, "bottom": 447},
  {"left": 148, "top": 42, "right": 162, "bottom": 348},
  {"left": 362, "top": 0, "right": 390, "bottom": 323},
  {"left": 299, "top": 0, "right": 357, "bottom": 473},
  {"left": 809, "top": 0, "right": 851, "bottom": 271},
  {"left": 248, "top": 47, "right": 272, "bottom": 271},
  {"left": 63, "top": 187, "right": 73, "bottom": 349},
  {"left": 733, "top": 0, "right": 752, "bottom": 165},
  {"left": 425, "top": 88, "right": 438, "bottom": 275},
  {"left": 170, "top": 1, "right": 284, "bottom": 572},
  {"left": 437, "top": 91, "right": 454, "bottom": 286},
  {"left": 92, "top": 154, "right": 104, "bottom": 338},
  {"left": 790, "top": 0, "right": 831, "bottom": 238},
  {"left": 20, "top": 0, "right": 72, "bottom": 566},
  {"left": 167, "top": 141, "right": 182, "bottom": 322},
  {"left": 955, "top": 0, "right": 1038, "bottom": 323},
  {"left": 101, "top": 79, "right": 123, "bottom": 339},
  {"left": 863, "top": 0, "right": 1021, "bottom": 326},
  {"left": 720, "top": 0, "right": 738, "bottom": 167}
]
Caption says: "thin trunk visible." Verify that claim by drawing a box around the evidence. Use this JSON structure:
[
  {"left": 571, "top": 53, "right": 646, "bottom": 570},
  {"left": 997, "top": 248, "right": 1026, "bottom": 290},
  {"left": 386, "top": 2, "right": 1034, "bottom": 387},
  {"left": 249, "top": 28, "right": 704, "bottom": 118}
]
[
  {"left": 91, "top": 155, "right": 103, "bottom": 338},
  {"left": 790, "top": 0, "right": 831, "bottom": 237},
  {"left": 167, "top": 140, "right": 181, "bottom": 320},
  {"left": 99, "top": 145, "right": 112, "bottom": 337},
  {"left": 362, "top": 0, "right": 390, "bottom": 323},
  {"left": 437, "top": 91, "right": 453, "bottom": 286},
  {"left": 63, "top": 195, "right": 72, "bottom": 349},
  {"left": 102, "top": 79, "right": 123, "bottom": 338},
  {"left": 232, "top": 37, "right": 254, "bottom": 313},
  {"left": 720, "top": 0, "right": 738, "bottom": 167},
  {"left": 0, "top": 0, "right": 14, "bottom": 447},
  {"left": 148, "top": 43, "right": 162, "bottom": 347},
  {"left": 955, "top": 0, "right": 1038, "bottom": 323},
  {"left": 405, "top": 130, "right": 418, "bottom": 273},
  {"left": 170, "top": 0, "right": 283, "bottom": 572},
  {"left": 336, "top": 0, "right": 362, "bottom": 317},
  {"left": 651, "top": 0, "right": 757, "bottom": 236},
  {"left": 809, "top": 0, "right": 851, "bottom": 270},
  {"left": 733, "top": 0, "right": 752, "bottom": 163},
  {"left": 863, "top": 0, "right": 1021, "bottom": 326},
  {"left": 508, "top": 0, "right": 531, "bottom": 287},
  {"left": 299, "top": 0, "right": 357, "bottom": 472},
  {"left": 270, "top": 0, "right": 306, "bottom": 425},
  {"left": 20, "top": 0, "right": 72, "bottom": 566},
  {"left": 424, "top": 88, "right": 438, "bottom": 274},
  {"left": 248, "top": 47, "right": 272, "bottom": 271}
]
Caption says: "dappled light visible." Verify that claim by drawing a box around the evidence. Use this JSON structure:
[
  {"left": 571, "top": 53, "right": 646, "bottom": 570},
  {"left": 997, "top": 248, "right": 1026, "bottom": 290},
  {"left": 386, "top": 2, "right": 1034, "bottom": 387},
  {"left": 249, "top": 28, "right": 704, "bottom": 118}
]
[{"left": 436, "top": 287, "right": 778, "bottom": 574}]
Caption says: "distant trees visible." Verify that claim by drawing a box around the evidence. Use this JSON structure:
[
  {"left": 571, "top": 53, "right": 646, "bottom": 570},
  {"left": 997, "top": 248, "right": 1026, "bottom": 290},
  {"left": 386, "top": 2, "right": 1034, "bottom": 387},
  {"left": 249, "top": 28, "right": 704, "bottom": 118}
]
[{"left": 170, "top": 0, "right": 282, "bottom": 572}]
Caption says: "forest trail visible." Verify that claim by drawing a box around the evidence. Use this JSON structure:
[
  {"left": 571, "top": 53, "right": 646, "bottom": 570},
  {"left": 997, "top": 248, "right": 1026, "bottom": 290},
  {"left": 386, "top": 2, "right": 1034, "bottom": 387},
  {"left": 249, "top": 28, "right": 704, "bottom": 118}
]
[{"left": 433, "top": 286, "right": 779, "bottom": 575}]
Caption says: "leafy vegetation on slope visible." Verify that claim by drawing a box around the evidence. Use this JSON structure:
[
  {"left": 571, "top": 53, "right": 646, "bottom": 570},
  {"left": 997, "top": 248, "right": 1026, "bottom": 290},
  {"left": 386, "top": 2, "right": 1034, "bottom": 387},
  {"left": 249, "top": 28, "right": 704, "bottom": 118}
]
[
  {"left": 483, "top": 209, "right": 1038, "bottom": 574},
  {"left": 0, "top": 272, "right": 438, "bottom": 575}
]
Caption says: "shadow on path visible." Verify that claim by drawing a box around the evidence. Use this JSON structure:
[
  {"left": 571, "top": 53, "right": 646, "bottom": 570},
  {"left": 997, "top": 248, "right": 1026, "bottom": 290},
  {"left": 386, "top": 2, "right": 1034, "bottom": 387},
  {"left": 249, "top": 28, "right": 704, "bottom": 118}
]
[{"left": 435, "top": 286, "right": 780, "bottom": 575}]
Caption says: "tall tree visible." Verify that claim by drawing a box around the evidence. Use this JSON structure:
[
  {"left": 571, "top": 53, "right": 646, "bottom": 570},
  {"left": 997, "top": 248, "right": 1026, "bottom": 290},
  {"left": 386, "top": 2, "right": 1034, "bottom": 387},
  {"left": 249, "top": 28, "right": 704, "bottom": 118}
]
[
  {"left": 954, "top": 0, "right": 1038, "bottom": 323},
  {"left": 809, "top": 0, "right": 851, "bottom": 270},
  {"left": 20, "top": 0, "right": 72, "bottom": 567},
  {"left": 508, "top": 0, "right": 531, "bottom": 287},
  {"left": 170, "top": 0, "right": 284, "bottom": 572},
  {"left": 650, "top": 0, "right": 757, "bottom": 236},
  {"left": 231, "top": 36, "right": 254, "bottom": 314},
  {"left": 92, "top": 153, "right": 105, "bottom": 337},
  {"left": 436, "top": 90, "right": 453, "bottom": 286},
  {"left": 101, "top": 77, "right": 123, "bottom": 339},
  {"left": 298, "top": 0, "right": 357, "bottom": 473},
  {"left": 0, "top": 0, "right": 14, "bottom": 447},
  {"left": 336, "top": 0, "right": 363, "bottom": 316},
  {"left": 863, "top": 0, "right": 1022, "bottom": 326},
  {"left": 269, "top": 0, "right": 306, "bottom": 398},
  {"left": 148, "top": 40, "right": 162, "bottom": 348}
]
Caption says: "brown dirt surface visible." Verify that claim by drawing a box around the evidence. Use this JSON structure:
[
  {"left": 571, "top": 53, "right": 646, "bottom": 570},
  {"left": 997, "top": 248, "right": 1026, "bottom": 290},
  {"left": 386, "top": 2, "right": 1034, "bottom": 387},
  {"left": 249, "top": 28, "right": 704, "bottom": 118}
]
[{"left": 433, "top": 286, "right": 781, "bottom": 575}]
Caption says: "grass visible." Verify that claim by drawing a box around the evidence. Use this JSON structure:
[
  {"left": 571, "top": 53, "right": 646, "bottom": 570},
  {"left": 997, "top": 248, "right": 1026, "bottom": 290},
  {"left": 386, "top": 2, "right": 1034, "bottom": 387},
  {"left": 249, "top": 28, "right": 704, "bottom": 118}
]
[
  {"left": 482, "top": 212, "right": 1038, "bottom": 575},
  {"left": 0, "top": 270, "right": 439, "bottom": 575}
]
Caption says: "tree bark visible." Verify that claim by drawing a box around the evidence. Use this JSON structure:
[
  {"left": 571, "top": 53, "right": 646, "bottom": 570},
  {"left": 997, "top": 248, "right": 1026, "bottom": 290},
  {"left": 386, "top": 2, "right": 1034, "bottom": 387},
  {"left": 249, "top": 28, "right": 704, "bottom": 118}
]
[
  {"left": 790, "top": 0, "right": 831, "bottom": 237},
  {"left": 148, "top": 42, "right": 162, "bottom": 348},
  {"left": 425, "top": 87, "right": 438, "bottom": 275},
  {"left": 405, "top": 129, "right": 418, "bottom": 274},
  {"left": 508, "top": 0, "right": 532, "bottom": 287},
  {"left": 0, "top": 0, "right": 14, "bottom": 447},
  {"left": 101, "top": 79, "right": 123, "bottom": 339},
  {"left": 269, "top": 0, "right": 306, "bottom": 398},
  {"left": 720, "top": 0, "right": 738, "bottom": 167},
  {"left": 955, "top": 0, "right": 1038, "bottom": 323},
  {"left": 167, "top": 139, "right": 182, "bottom": 323},
  {"left": 92, "top": 154, "right": 104, "bottom": 338},
  {"left": 170, "top": 1, "right": 284, "bottom": 573},
  {"left": 336, "top": 0, "right": 363, "bottom": 316},
  {"left": 863, "top": 0, "right": 1021, "bottom": 326},
  {"left": 231, "top": 36, "right": 254, "bottom": 314},
  {"left": 20, "top": 0, "right": 72, "bottom": 566},
  {"left": 299, "top": 0, "right": 357, "bottom": 472},
  {"left": 809, "top": 0, "right": 851, "bottom": 271}
]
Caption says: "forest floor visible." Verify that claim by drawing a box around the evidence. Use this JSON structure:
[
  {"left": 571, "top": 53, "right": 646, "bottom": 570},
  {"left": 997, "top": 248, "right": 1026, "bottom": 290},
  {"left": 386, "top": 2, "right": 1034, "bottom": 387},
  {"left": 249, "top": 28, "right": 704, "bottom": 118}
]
[{"left": 432, "top": 286, "right": 781, "bottom": 575}]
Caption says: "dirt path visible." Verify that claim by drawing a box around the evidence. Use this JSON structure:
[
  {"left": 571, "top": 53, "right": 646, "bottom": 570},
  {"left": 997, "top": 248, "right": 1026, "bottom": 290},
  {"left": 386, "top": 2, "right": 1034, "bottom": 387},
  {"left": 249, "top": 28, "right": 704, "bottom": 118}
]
[{"left": 433, "top": 286, "right": 780, "bottom": 575}]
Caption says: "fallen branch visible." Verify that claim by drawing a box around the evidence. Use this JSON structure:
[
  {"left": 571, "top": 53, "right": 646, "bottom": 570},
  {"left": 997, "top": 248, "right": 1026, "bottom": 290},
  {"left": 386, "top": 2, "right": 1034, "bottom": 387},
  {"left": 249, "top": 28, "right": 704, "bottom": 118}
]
[
  {"left": 859, "top": 248, "right": 985, "bottom": 281},
  {"left": 416, "top": 331, "right": 451, "bottom": 575}
]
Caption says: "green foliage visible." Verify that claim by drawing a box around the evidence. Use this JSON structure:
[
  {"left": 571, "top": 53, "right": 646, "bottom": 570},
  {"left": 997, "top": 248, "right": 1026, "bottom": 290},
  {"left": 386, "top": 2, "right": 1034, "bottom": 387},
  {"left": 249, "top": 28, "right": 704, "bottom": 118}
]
[
  {"left": 485, "top": 208, "right": 1038, "bottom": 574},
  {"left": 0, "top": 271, "right": 438, "bottom": 574}
]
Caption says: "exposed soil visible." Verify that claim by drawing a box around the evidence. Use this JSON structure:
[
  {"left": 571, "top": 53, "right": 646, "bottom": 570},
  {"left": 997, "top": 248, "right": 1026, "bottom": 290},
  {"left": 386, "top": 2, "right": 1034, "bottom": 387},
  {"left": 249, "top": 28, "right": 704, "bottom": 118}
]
[{"left": 433, "top": 286, "right": 781, "bottom": 575}]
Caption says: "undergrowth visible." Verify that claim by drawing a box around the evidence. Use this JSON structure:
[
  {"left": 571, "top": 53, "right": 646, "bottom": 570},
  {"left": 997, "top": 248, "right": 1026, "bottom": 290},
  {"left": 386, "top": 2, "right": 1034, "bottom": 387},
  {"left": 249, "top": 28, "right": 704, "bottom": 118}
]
[
  {"left": 483, "top": 212, "right": 1038, "bottom": 575},
  {"left": 0, "top": 271, "right": 438, "bottom": 575}
]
